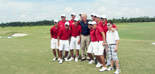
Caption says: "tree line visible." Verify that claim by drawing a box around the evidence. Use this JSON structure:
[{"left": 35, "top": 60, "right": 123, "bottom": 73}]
[{"left": 0, "top": 16, "right": 155, "bottom": 28}]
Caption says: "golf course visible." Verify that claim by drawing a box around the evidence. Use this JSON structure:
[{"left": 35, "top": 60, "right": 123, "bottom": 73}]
[{"left": 0, "top": 22, "right": 155, "bottom": 74}]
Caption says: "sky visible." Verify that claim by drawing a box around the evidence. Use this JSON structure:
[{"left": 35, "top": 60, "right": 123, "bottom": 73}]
[{"left": 0, "top": 0, "right": 155, "bottom": 23}]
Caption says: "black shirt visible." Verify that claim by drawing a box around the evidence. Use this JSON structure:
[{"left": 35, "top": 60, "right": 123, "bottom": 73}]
[{"left": 80, "top": 20, "right": 90, "bottom": 35}]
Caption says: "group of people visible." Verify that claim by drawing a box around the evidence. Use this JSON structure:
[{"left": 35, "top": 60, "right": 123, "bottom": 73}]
[{"left": 50, "top": 13, "right": 121, "bottom": 74}]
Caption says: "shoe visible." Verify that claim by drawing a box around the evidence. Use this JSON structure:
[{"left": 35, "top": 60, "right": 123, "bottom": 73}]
[
  {"left": 89, "top": 60, "right": 95, "bottom": 64},
  {"left": 81, "top": 59, "right": 85, "bottom": 61},
  {"left": 52, "top": 57, "right": 57, "bottom": 61},
  {"left": 99, "top": 67, "right": 107, "bottom": 72},
  {"left": 96, "top": 62, "right": 103, "bottom": 68},
  {"left": 114, "top": 69, "right": 121, "bottom": 74},
  {"left": 57, "top": 58, "right": 60, "bottom": 61},
  {"left": 69, "top": 57, "right": 74, "bottom": 61},
  {"left": 107, "top": 66, "right": 114, "bottom": 71},
  {"left": 59, "top": 59, "right": 63, "bottom": 64},
  {"left": 64, "top": 58, "right": 69, "bottom": 62},
  {"left": 75, "top": 58, "right": 78, "bottom": 62}
]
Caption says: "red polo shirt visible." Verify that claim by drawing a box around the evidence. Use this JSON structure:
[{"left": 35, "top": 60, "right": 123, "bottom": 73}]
[
  {"left": 99, "top": 21, "right": 117, "bottom": 37},
  {"left": 58, "top": 20, "right": 66, "bottom": 28},
  {"left": 57, "top": 28, "right": 72, "bottom": 40},
  {"left": 70, "top": 24, "right": 82, "bottom": 37},
  {"left": 95, "top": 26, "right": 104, "bottom": 41},
  {"left": 96, "top": 21, "right": 102, "bottom": 26},
  {"left": 50, "top": 26, "right": 59, "bottom": 39},
  {"left": 90, "top": 29, "right": 97, "bottom": 42},
  {"left": 69, "top": 19, "right": 74, "bottom": 25}
]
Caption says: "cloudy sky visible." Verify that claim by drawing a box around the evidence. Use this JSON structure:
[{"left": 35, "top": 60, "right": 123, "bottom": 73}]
[{"left": 0, "top": 0, "right": 155, "bottom": 23}]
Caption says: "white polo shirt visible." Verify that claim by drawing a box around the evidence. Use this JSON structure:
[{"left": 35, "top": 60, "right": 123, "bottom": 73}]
[{"left": 106, "top": 30, "right": 120, "bottom": 44}]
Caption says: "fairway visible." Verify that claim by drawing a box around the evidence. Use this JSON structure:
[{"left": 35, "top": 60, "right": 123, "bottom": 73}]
[{"left": 0, "top": 22, "right": 155, "bottom": 74}]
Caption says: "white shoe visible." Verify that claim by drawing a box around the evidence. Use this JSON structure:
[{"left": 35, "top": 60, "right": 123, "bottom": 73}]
[
  {"left": 59, "top": 59, "right": 63, "bottom": 64},
  {"left": 69, "top": 57, "right": 74, "bottom": 61},
  {"left": 58, "top": 58, "right": 60, "bottom": 62},
  {"left": 107, "top": 66, "right": 114, "bottom": 71},
  {"left": 99, "top": 67, "right": 107, "bottom": 72},
  {"left": 75, "top": 58, "right": 78, "bottom": 62},
  {"left": 114, "top": 69, "right": 121, "bottom": 74},
  {"left": 96, "top": 62, "right": 103, "bottom": 68},
  {"left": 64, "top": 58, "right": 69, "bottom": 62},
  {"left": 89, "top": 60, "right": 95, "bottom": 64},
  {"left": 52, "top": 57, "right": 57, "bottom": 61}
]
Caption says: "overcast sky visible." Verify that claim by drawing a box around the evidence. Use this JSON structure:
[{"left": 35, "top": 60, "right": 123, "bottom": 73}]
[{"left": 0, "top": 0, "right": 155, "bottom": 23}]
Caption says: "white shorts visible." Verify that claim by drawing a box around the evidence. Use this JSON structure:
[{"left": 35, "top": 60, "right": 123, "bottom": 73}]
[
  {"left": 51, "top": 38, "right": 59, "bottom": 49},
  {"left": 70, "top": 36, "right": 81, "bottom": 50},
  {"left": 87, "top": 42, "right": 98, "bottom": 53},
  {"left": 59, "top": 40, "right": 69, "bottom": 51},
  {"left": 94, "top": 41, "right": 105, "bottom": 56}
]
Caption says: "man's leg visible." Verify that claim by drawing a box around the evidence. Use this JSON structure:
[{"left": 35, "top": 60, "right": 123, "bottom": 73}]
[
  {"left": 53, "top": 49, "right": 57, "bottom": 57},
  {"left": 86, "top": 35, "right": 91, "bottom": 60},
  {"left": 81, "top": 35, "right": 86, "bottom": 60}
]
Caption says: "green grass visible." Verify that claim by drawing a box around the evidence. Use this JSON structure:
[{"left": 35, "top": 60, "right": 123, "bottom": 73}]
[{"left": 0, "top": 22, "right": 155, "bottom": 74}]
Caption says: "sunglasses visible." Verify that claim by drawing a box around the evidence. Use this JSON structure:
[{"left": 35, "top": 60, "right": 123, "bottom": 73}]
[
  {"left": 54, "top": 22, "right": 58, "bottom": 23},
  {"left": 100, "top": 18, "right": 106, "bottom": 19}
]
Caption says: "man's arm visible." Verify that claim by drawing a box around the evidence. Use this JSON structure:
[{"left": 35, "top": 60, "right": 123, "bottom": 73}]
[
  {"left": 57, "top": 36, "right": 60, "bottom": 46},
  {"left": 78, "top": 33, "right": 81, "bottom": 44},
  {"left": 101, "top": 32, "right": 106, "bottom": 46},
  {"left": 115, "top": 40, "right": 119, "bottom": 52}
]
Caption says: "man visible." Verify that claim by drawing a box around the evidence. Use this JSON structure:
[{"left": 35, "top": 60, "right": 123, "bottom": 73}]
[
  {"left": 106, "top": 22, "right": 121, "bottom": 74},
  {"left": 94, "top": 14, "right": 102, "bottom": 26},
  {"left": 50, "top": 19, "right": 60, "bottom": 61},
  {"left": 79, "top": 13, "right": 91, "bottom": 61},
  {"left": 92, "top": 21, "right": 107, "bottom": 72},
  {"left": 58, "top": 14, "right": 66, "bottom": 28},
  {"left": 69, "top": 13, "right": 76, "bottom": 26},
  {"left": 91, "top": 13, "right": 96, "bottom": 21},
  {"left": 87, "top": 21, "right": 97, "bottom": 64},
  {"left": 57, "top": 22, "right": 72, "bottom": 64},
  {"left": 69, "top": 18, "right": 81, "bottom": 62},
  {"left": 100, "top": 15, "right": 118, "bottom": 66}
]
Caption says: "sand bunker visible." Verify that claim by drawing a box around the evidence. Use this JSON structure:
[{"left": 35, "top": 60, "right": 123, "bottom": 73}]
[{"left": 11, "top": 33, "right": 28, "bottom": 37}]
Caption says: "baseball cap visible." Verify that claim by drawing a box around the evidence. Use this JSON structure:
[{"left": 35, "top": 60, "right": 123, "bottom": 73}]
[
  {"left": 54, "top": 19, "right": 58, "bottom": 23},
  {"left": 65, "top": 22, "right": 70, "bottom": 26},
  {"left": 71, "top": 13, "right": 76, "bottom": 16},
  {"left": 91, "top": 13, "right": 96, "bottom": 17},
  {"left": 88, "top": 21, "right": 93, "bottom": 25},
  {"left": 100, "top": 15, "right": 107, "bottom": 19},
  {"left": 95, "top": 14, "right": 100, "bottom": 18},
  {"left": 74, "top": 18, "right": 79, "bottom": 22},
  {"left": 61, "top": 14, "right": 66, "bottom": 17}
]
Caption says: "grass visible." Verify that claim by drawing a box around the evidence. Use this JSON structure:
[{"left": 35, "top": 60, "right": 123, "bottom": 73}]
[{"left": 0, "top": 22, "right": 155, "bottom": 74}]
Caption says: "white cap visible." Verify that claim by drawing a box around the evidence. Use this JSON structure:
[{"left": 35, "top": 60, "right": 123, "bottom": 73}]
[
  {"left": 71, "top": 13, "right": 76, "bottom": 16},
  {"left": 91, "top": 13, "right": 96, "bottom": 16},
  {"left": 88, "top": 21, "right": 92, "bottom": 24},
  {"left": 100, "top": 15, "right": 106, "bottom": 18},
  {"left": 54, "top": 19, "right": 58, "bottom": 23},
  {"left": 92, "top": 21, "right": 97, "bottom": 24},
  {"left": 74, "top": 18, "right": 79, "bottom": 21},
  {"left": 79, "top": 13, "right": 83, "bottom": 16},
  {"left": 65, "top": 22, "right": 70, "bottom": 26},
  {"left": 95, "top": 14, "right": 100, "bottom": 18},
  {"left": 61, "top": 14, "right": 66, "bottom": 17}
]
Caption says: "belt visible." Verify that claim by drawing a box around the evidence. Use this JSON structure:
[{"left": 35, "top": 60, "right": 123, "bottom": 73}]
[
  {"left": 109, "top": 44, "right": 116, "bottom": 45},
  {"left": 82, "top": 34, "right": 89, "bottom": 36}
]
